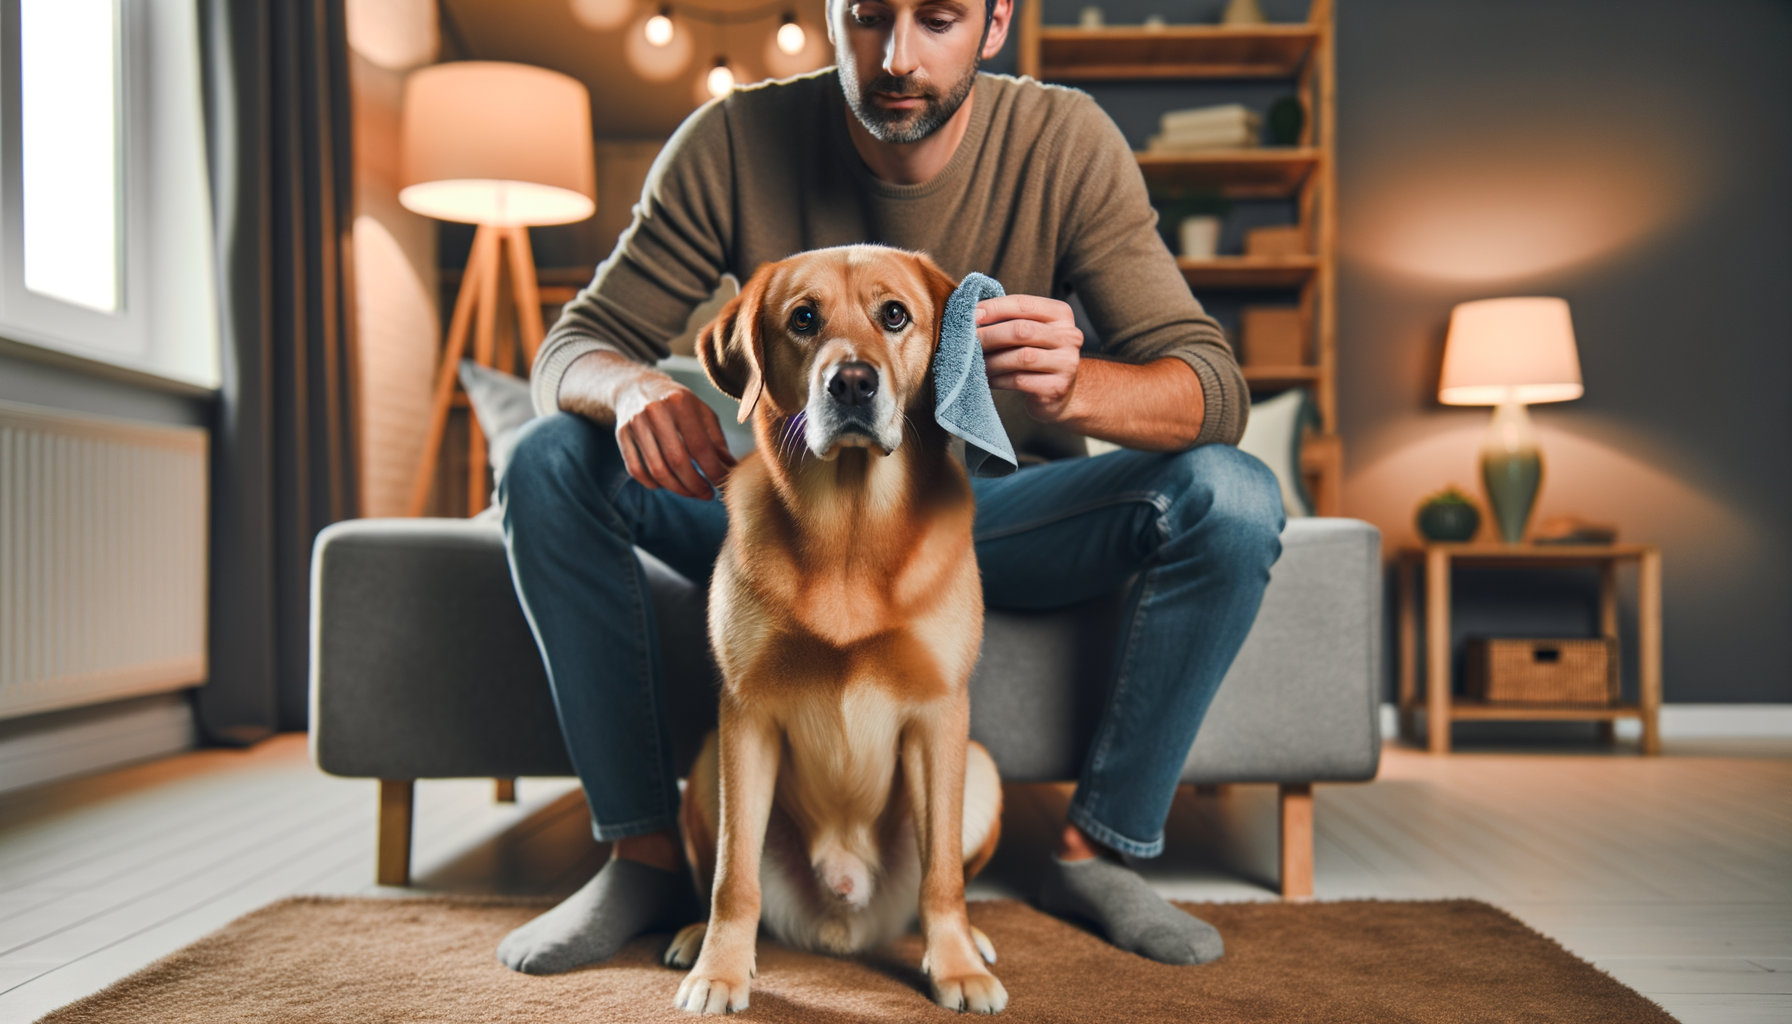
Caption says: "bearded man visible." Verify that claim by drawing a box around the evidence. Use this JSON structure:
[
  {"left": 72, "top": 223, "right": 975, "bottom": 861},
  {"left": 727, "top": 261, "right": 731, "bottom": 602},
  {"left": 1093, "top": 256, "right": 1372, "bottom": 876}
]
[{"left": 495, "top": 0, "right": 1284, "bottom": 975}]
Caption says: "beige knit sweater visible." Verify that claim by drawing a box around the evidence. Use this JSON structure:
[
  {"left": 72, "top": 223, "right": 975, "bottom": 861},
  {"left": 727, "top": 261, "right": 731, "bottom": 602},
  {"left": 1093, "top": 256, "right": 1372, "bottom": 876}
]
[{"left": 532, "top": 70, "right": 1246, "bottom": 458}]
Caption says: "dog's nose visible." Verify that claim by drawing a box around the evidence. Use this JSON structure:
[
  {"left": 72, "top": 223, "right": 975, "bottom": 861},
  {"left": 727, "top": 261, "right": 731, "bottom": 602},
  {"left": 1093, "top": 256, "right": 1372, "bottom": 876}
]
[{"left": 826, "top": 362, "right": 878, "bottom": 408}]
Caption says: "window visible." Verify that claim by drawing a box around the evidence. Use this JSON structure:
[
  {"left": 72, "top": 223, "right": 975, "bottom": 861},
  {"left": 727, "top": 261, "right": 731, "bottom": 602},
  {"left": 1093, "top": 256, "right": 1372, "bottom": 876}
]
[
  {"left": 0, "top": 0, "right": 219, "bottom": 389},
  {"left": 21, "top": 0, "right": 120, "bottom": 313}
]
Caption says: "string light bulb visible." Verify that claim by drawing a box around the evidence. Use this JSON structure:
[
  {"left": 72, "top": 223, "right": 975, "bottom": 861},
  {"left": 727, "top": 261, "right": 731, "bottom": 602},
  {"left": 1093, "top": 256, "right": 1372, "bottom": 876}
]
[
  {"left": 776, "top": 12, "right": 805, "bottom": 56},
  {"left": 645, "top": 6, "right": 675, "bottom": 46},
  {"left": 705, "top": 56, "right": 735, "bottom": 98}
]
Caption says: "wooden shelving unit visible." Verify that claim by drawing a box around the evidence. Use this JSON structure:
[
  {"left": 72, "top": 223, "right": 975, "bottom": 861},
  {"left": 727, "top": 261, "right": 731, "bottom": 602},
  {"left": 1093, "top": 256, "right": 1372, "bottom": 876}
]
[
  {"left": 1034, "top": 24, "right": 1319, "bottom": 79},
  {"left": 1019, "top": 0, "right": 1341, "bottom": 515}
]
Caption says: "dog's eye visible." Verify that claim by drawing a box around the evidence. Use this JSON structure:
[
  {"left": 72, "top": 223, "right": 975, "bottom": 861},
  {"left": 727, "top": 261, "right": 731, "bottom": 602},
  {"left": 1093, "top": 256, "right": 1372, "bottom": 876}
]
[
  {"left": 881, "top": 302, "right": 909, "bottom": 331},
  {"left": 790, "top": 306, "right": 818, "bottom": 334}
]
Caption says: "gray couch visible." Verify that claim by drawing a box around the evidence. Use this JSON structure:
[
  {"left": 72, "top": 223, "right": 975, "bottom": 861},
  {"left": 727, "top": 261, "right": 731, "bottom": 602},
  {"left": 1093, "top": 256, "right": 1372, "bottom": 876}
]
[{"left": 310, "top": 515, "right": 1381, "bottom": 896}]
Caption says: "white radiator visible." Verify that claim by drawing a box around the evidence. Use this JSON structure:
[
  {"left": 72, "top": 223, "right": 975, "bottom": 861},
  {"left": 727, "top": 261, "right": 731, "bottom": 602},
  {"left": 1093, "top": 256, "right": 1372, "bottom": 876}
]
[{"left": 0, "top": 400, "right": 208, "bottom": 720}]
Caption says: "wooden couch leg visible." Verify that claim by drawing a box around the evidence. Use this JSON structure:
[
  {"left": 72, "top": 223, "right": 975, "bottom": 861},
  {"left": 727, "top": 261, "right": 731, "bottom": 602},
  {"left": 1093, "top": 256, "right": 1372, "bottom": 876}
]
[
  {"left": 495, "top": 778, "right": 517, "bottom": 803},
  {"left": 378, "top": 779, "right": 414, "bottom": 887},
  {"left": 1278, "top": 783, "right": 1314, "bottom": 900}
]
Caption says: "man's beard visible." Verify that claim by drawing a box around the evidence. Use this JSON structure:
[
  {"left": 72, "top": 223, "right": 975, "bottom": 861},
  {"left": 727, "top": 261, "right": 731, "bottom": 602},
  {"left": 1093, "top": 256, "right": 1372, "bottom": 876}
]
[{"left": 840, "top": 59, "right": 979, "bottom": 145}]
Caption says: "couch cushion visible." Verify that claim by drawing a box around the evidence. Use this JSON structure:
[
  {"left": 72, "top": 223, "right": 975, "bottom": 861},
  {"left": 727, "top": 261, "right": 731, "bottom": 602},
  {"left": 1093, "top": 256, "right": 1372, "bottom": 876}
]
[
  {"left": 313, "top": 517, "right": 1379, "bottom": 785},
  {"left": 968, "top": 518, "right": 1382, "bottom": 784}
]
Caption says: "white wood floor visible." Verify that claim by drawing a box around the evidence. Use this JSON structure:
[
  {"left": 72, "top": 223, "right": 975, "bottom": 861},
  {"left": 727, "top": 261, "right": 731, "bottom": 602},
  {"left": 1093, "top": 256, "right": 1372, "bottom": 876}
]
[{"left": 0, "top": 734, "right": 1786, "bottom": 1023}]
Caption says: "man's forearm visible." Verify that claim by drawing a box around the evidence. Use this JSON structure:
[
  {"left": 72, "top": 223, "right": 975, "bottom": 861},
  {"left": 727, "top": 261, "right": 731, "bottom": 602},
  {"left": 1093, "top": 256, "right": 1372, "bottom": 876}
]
[
  {"left": 557, "top": 349, "right": 669, "bottom": 424},
  {"left": 1060, "top": 358, "right": 1206, "bottom": 452}
]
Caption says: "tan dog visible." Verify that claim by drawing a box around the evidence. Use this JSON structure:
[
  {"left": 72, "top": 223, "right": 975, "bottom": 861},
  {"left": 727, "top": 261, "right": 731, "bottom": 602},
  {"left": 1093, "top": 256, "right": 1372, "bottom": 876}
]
[{"left": 665, "top": 245, "right": 1006, "bottom": 1014}]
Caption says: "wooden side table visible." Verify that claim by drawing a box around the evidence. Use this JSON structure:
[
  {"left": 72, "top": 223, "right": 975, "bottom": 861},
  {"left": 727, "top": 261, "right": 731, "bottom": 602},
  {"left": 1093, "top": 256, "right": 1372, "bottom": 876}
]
[{"left": 1395, "top": 543, "right": 1662, "bottom": 754}]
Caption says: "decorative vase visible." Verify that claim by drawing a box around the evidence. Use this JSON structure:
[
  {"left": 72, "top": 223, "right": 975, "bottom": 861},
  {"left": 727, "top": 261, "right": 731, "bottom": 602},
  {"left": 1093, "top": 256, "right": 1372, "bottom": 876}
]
[
  {"left": 1268, "top": 96, "right": 1304, "bottom": 145},
  {"left": 1179, "top": 215, "right": 1220, "bottom": 259},
  {"left": 1222, "top": 0, "right": 1267, "bottom": 26},
  {"left": 1417, "top": 489, "right": 1480, "bottom": 542},
  {"left": 1481, "top": 401, "right": 1543, "bottom": 543}
]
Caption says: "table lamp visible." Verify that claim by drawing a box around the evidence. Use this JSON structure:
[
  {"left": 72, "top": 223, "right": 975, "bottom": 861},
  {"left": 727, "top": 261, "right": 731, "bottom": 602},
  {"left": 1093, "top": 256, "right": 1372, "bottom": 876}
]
[
  {"left": 400, "top": 61, "right": 596, "bottom": 517},
  {"left": 1438, "top": 297, "right": 1583, "bottom": 543}
]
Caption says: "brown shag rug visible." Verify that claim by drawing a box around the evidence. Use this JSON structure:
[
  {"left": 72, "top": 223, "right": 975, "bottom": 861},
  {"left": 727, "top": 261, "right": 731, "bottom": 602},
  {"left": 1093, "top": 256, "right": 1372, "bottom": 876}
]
[{"left": 39, "top": 897, "right": 1673, "bottom": 1023}]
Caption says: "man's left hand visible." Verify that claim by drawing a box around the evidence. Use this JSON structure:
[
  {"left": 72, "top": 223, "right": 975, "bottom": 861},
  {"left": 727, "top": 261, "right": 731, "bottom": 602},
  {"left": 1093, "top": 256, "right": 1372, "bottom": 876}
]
[{"left": 977, "top": 294, "right": 1084, "bottom": 422}]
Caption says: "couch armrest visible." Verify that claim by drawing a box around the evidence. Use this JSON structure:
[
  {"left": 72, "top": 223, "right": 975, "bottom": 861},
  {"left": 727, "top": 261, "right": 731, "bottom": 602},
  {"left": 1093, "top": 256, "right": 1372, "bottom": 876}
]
[
  {"left": 1181, "top": 517, "right": 1383, "bottom": 783},
  {"left": 309, "top": 517, "right": 575, "bottom": 779}
]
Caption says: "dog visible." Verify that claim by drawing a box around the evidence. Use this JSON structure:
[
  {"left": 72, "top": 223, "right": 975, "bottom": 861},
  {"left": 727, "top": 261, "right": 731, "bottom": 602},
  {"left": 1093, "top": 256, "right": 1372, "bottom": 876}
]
[{"left": 665, "top": 245, "right": 1008, "bottom": 1014}]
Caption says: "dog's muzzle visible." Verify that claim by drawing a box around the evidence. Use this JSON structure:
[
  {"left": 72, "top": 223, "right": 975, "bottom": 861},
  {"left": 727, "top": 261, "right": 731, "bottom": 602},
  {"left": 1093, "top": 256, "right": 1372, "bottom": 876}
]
[{"left": 806, "top": 358, "right": 903, "bottom": 458}]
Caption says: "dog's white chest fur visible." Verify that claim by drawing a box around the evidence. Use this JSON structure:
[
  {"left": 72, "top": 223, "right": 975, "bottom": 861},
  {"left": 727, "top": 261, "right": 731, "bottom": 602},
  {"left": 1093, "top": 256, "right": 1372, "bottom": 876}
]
[{"left": 753, "top": 683, "right": 912, "bottom": 954}]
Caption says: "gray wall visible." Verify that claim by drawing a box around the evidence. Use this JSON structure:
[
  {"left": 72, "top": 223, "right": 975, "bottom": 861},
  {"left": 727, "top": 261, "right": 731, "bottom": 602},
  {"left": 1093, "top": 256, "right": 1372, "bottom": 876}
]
[
  {"left": 1335, "top": 0, "right": 1791, "bottom": 703},
  {"left": 0, "top": 347, "right": 211, "bottom": 428},
  {"left": 1023, "top": 0, "right": 1790, "bottom": 704}
]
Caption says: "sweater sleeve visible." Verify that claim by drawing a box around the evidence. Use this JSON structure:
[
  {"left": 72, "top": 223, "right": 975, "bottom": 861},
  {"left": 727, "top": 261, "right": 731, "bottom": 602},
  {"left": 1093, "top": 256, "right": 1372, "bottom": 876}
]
[
  {"left": 1050, "top": 93, "right": 1248, "bottom": 448},
  {"left": 529, "top": 100, "right": 737, "bottom": 416}
]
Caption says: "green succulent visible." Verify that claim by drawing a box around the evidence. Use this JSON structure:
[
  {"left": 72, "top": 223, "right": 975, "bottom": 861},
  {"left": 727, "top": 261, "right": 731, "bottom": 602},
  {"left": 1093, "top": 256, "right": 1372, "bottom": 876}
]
[{"left": 1424, "top": 486, "right": 1475, "bottom": 507}]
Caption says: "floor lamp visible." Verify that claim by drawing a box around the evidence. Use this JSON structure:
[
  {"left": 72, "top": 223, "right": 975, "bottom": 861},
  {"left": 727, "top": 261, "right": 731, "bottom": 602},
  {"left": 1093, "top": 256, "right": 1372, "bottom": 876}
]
[{"left": 398, "top": 61, "right": 596, "bottom": 517}]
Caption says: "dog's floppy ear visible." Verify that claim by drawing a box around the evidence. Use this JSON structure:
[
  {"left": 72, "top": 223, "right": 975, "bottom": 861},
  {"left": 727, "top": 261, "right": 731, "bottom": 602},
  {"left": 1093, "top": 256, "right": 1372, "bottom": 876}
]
[
  {"left": 695, "top": 269, "right": 770, "bottom": 424},
  {"left": 918, "top": 257, "right": 960, "bottom": 353}
]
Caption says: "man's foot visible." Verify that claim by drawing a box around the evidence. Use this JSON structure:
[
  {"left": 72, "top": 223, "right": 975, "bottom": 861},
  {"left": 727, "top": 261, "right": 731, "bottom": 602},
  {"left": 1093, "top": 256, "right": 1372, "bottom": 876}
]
[
  {"left": 1038, "top": 854, "right": 1225, "bottom": 965},
  {"left": 497, "top": 857, "right": 698, "bottom": 974}
]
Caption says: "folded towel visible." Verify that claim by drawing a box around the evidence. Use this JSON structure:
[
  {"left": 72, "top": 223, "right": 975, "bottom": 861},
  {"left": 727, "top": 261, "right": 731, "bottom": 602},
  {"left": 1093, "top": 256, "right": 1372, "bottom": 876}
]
[{"left": 934, "top": 272, "right": 1018, "bottom": 478}]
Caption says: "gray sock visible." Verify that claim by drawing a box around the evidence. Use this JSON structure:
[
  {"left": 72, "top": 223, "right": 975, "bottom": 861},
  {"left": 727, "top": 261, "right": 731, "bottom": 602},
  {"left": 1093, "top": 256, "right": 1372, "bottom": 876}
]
[
  {"left": 1038, "top": 855, "right": 1225, "bottom": 965},
  {"left": 497, "top": 857, "right": 698, "bottom": 974}
]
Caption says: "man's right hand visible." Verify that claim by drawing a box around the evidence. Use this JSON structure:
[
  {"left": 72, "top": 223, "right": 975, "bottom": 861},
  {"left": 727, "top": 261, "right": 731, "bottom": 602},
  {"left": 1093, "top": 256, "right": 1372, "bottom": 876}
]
[{"left": 558, "top": 350, "right": 736, "bottom": 501}]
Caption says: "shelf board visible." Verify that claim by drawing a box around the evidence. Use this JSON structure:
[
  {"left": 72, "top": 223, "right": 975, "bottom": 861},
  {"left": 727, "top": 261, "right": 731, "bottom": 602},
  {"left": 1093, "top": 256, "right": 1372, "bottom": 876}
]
[
  {"left": 1411, "top": 700, "right": 1646, "bottom": 723},
  {"left": 1242, "top": 364, "right": 1321, "bottom": 389},
  {"left": 1136, "top": 148, "right": 1320, "bottom": 197},
  {"left": 1177, "top": 256, "right": 1315, "bottom": 289},
  {"left": 1038, "top": 25, "right": 1318, "bottom": 80}
]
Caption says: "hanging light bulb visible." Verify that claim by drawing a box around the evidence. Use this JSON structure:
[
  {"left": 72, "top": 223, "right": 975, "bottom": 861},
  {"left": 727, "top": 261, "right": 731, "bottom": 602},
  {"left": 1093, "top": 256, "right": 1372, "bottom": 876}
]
[
  {"left": 627, "top": 6, "right": 691, "bottom": 80},
  {"left": 706, "top": 56, "right": 735, "bottom": 99},
  {"left": 645, "top": 5, "right": 675, "bottom": 46},
  {"left": 569, "top": 0, "right": 631, "bottom": 31},
  {"left": 775, "top": 12, "right": 805, "bottom": 56}
]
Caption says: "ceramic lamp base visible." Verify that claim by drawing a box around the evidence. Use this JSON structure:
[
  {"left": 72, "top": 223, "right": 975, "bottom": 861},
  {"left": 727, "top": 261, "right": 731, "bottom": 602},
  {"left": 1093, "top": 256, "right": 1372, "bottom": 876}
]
[{"left": 1481, "top": 401, "right": 1542, "bottom": 543}]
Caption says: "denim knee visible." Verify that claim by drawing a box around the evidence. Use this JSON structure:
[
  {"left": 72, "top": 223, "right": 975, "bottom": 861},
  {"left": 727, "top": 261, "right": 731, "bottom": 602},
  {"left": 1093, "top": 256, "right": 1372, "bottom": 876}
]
[
  {"left": 1159, "top": 445, "right": 1285, "bottom": 568},
  {"left": 499, "top": 412, "right": 623, "bottom": 529}
]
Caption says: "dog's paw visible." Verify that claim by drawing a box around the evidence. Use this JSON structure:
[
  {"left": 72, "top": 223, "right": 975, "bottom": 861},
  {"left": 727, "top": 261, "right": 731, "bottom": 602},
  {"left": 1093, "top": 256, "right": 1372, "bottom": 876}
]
[
  {"left": 930, "top": 970, "right": 1008, "bottom": 1014},
  {"left": 673, "top": 967, "right": 752, "bottom": 1015},
  {"left": 970, "top": 926, "right": 997, "bottom": 965},
  {"left": 664, "top": 923, "right": 707, "bottom": 969}
]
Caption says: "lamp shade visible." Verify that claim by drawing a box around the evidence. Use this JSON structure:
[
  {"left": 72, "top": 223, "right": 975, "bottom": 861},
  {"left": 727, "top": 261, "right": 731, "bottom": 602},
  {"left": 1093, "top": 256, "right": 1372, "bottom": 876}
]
[
  {"left": 1439, "top": 297, "right": 1583, "bottom": 405},
  {"left": 399, "top": 61, "right": 595, "bottom": 226}
]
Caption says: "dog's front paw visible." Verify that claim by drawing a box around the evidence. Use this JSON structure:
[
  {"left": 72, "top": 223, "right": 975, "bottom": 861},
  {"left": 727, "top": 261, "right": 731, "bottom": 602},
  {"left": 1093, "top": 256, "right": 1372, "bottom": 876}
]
[
  {"left": 930, "top": 970, "right": 1008, "bottom": 1014},
  {"left": 673, "top": 959, "right": 752, "bottom": 1015},
  {"left": 664, "top": 923, "right": 707, "bottom": 969}
]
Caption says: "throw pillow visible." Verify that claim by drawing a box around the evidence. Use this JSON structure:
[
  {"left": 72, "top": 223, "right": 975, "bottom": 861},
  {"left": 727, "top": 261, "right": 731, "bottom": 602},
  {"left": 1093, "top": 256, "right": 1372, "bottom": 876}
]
[
  {"left": 1235, "top": 388, "right": 1317, "bottom": 517},
  {"left": 457, "top": 359, "right": 538, "bottom": 485}
]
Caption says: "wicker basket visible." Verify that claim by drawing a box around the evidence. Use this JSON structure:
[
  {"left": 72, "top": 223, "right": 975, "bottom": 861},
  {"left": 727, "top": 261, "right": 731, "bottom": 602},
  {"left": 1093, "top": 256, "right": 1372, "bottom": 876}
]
[{"left": 1464, "top": 638, "right": 1616, "bottom": 705}]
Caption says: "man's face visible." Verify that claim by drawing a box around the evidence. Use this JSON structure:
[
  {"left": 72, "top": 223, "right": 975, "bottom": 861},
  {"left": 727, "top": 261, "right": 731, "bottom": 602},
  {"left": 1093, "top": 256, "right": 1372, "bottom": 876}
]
[{"left": 831, "top": 0, "right": 989, "bottom": 144}]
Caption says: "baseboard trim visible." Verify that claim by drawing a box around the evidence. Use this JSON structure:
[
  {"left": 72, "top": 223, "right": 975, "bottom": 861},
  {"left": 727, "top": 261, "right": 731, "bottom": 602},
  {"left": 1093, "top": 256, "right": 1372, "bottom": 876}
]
[
  {"left": 0, "top": 692, "right": 197, "bottom": 795},
  {"left": 1379, "top": 702, "right": 1792, "bottom": 742}
]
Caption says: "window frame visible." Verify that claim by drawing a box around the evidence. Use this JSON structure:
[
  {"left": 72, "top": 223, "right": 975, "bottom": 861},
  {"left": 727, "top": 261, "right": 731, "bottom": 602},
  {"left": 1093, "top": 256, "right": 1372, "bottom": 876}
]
[{"left": 0, "top": 0, "right": 219, "bottom": 391}]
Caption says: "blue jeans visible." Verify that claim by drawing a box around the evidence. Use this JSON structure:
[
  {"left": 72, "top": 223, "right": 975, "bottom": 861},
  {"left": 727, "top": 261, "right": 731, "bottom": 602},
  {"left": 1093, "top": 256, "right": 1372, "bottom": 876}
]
[{"left": 500, "top": 413, "right": 1284, "bottom": 858}]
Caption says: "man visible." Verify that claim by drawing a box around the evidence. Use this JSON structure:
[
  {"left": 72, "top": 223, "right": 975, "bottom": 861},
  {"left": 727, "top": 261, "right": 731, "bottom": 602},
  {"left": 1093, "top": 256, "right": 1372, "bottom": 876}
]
[{"left": 496, "top": 0, "right": 1283, "bottom": 976}]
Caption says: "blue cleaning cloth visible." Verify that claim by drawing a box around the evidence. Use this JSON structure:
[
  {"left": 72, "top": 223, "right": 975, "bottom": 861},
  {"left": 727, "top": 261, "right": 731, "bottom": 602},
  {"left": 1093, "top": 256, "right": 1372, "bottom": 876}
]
[{"left": 934, "top": 272, "right": 1018, "bottom": 478}]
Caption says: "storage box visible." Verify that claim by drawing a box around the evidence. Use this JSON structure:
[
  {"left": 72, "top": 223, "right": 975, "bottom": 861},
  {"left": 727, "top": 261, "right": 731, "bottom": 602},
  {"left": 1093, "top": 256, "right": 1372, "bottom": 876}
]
[
  {"left": 1464, "top": 638, "right": 1616, "bottom": 705},
  {"left": 1240, "top": 307, "right": 1307, "bottom": 366},
  {"left": 1245, "top": 225, "right": 1307, "bottom": 257}
]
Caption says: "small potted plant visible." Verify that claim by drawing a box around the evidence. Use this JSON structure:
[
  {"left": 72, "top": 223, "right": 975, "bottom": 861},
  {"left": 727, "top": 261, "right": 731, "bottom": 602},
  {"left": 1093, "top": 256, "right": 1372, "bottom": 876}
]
[{"left": 1416, "top": 486, "right": 1482, "bottom": 542}]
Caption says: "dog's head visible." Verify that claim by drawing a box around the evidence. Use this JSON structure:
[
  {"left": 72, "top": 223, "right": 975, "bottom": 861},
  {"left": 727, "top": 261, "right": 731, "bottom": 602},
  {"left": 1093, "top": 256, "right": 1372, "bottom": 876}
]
[{"left": 696, "top": 245, "right": 958, "bottom": 461}]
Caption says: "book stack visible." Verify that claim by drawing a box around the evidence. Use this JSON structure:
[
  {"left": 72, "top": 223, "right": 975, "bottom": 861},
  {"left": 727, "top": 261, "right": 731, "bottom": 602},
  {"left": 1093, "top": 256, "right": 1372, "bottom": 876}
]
[{"left": 1146, "top": 104, "right": 1260, "bottom": 153}]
